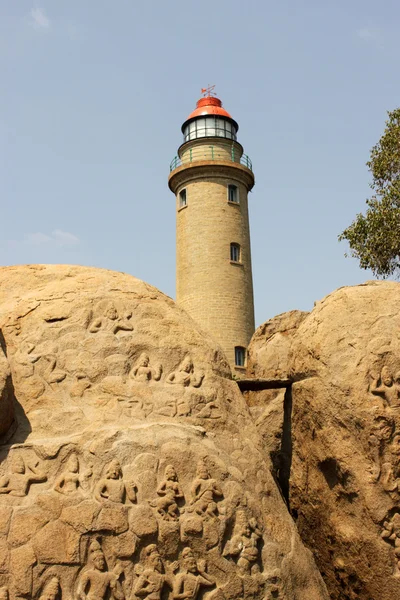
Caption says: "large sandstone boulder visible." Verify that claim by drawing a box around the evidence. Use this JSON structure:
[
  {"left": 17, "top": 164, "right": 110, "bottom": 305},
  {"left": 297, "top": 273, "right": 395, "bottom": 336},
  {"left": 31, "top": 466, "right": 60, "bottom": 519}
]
[
  {"left": 248, "top": 281, "right": 400, "bottom": 600},
  {"left": 0, "top": 265, "right": 327, "bottom": 600}
]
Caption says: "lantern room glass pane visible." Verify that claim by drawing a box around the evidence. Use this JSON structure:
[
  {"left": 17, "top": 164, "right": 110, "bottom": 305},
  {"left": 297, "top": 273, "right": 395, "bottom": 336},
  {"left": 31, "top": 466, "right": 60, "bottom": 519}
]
[
  {"left": 196, "top": 119, "right": 206, "bottom": 136},
  {"left": 188, "top": 121, "right": 196, "bottom": 140},
  {"left": 205, "top": 117, "right": 216, "bottom": 137},
  {"left": 215, "top": 119, "right": 225, "bottom": 137},
  {"left": 183, "top": 117, "right": 237, "bottom": 142}
]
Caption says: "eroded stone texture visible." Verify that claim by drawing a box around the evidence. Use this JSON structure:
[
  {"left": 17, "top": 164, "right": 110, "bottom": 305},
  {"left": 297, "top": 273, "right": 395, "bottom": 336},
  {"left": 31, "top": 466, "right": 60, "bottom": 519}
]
[
  {"left": 247, "top": 311, "right": 308, "bottom": 381},
  {"left": 248, "top": 281, "right": 400, "bottom": 600},
  {"left": 0, "top": 265, "right": 327, "bottom": 600}
]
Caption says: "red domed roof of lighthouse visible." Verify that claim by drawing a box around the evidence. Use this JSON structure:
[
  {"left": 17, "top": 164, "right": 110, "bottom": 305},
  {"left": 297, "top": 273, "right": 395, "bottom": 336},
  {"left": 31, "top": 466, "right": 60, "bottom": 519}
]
[{"left": 186, "top": 95, "right": 233, "bottom": 120}]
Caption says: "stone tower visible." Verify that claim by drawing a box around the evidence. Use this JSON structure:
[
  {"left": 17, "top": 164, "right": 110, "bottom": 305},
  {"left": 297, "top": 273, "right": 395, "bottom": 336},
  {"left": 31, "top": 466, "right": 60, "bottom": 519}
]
[{"left": 168, "top": 90, "right": 255, "bottom": 373}]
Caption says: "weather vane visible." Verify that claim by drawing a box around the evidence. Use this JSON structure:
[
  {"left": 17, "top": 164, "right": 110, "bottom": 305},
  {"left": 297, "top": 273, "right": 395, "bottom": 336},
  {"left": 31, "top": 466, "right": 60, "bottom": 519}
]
[{"left": 201, "top": 84, "right": 216, "bottom": 98}]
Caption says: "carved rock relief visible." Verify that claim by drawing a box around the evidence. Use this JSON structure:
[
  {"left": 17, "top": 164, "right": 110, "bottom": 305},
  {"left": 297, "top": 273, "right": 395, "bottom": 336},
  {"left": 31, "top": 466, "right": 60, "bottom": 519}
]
[
  {"left": 342, "top": 358, "right": 400, "bottom": 574},
  {"left": 0, "top": 453, "right": 46, "bottom": 497},
  {"left": 365, "top": 359, "right": 400, "bottom": 496},
  {"left": 0, "top": 265, "right": 329, "bottom": 600},
  {"left": 369, "top": 364, "right": 400, "bottom": 410},
  {"left": 0, "top": 445, "right": 283, "bottom": 600},
  {"left": 149, "top": 465, "right": 184, "bottom": 522},
  {"left": 2, "top": 296, "right": 228, "bottom": 440}
]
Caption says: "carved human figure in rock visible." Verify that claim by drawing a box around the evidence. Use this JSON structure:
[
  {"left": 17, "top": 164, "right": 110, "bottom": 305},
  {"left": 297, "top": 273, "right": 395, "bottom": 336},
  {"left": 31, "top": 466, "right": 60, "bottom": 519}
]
[
  {"left": 153, "top": 464, "right": 184, "bottom": 521},
  {"left": 379, "top": 432, "right": 400, "bottom": 494},
  {"left": 54, "top": 454, "right": 91, "bottom": 495},
  {"left": 130, "top": 353, "right": 162, "bottom": 383},
  {"left": 370, "top": 366, "right": 400, "bottom": 408},
  {"left": 89, "top": 303, "right": 133, "bottom": 335},
  {"left": 390, "top": 433, "right": 400, "bottom": 477},
  {"left": 95, "top": 459, "right": 136, "bottom": 504},
  {"left": 380, "top": 461, "right": 398, "bottom": 493},
  {"left": 76, "top": 539, "right": 124, "bottom": 600},
  {"left": 39, "top": 577, "right": 60, "bottom": 600},
  {"left": 54, "top": 454, "right": 80, "bottom": 495},
  {"left": 172, "top": 548, "right": 215, "bottom": 600},
  {"left": 189, "top": 460, "right": 223, "bottom": 517},
  {"left": 381, "top": 513, "right": 400, "bottom": 572},
  {"left": 224, "top": 514, "right": 262, "bottom": 576},
  {"left": 166, "top": 357, "right": 204, "bottom": 388},
  {"left": 367, "top": 414, "right": 394, "bottom": 481},
  {"left": 0, "top": 454, "right": 47, "bottom": 496},
  {"left": 133, "top": 544, "right": 175, "bottom": 600}
]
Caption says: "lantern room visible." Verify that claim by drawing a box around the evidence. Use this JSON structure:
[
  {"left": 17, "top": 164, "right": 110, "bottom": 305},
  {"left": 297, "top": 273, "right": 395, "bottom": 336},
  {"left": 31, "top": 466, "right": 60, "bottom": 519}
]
[{"left": 181, "top": 95, "right": 239, "bottom": 143}]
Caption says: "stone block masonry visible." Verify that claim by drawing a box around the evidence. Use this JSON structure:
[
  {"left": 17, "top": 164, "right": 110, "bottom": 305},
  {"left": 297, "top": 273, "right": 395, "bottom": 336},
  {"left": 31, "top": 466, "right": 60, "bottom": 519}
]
[{"left": 169, "top": 149, "right": 255, "bottom": 372}]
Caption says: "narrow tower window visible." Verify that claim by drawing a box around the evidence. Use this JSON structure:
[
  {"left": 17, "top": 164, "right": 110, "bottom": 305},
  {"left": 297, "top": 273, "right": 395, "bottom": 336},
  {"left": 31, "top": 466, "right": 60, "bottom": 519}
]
[
  {"left": 228, "top": 184, "right": 239, "bottom": 203},
  {"left": 179, "top": 189, "right": 187, "bottom": 208},
  {"left": 230, "top": 243, "right": 241, "bottom": 263},
  {"left": 235, "top": 346, "right": 246, "bottom": 367}
]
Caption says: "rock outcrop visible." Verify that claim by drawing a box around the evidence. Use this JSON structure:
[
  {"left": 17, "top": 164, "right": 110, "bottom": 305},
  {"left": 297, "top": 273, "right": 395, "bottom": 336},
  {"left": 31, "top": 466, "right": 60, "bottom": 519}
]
[
  {"left": 0, "top": 264, "right": 327, "bottom": 600},
  {"left": 247, "top": 281, "right": 400, "bottom": 600}
]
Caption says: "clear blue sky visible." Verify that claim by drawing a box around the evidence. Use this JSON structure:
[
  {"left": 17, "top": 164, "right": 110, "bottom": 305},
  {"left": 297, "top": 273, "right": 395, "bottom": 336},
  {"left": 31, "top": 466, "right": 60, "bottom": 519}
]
[{"left": 1, "top": 1, "right": 399, "bottom": 326}]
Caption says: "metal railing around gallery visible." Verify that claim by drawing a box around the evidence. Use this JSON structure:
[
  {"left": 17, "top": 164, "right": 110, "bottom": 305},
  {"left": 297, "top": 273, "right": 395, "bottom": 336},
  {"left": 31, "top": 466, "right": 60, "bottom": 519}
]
[{"left": 170, "top": 146, "right": 252, "bottom": 173}]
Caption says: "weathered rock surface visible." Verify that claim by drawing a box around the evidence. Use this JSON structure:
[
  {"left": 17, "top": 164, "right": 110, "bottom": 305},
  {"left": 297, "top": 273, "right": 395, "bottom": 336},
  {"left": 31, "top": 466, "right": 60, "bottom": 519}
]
[
  {"left": 247, "top": 311, "right": 308, "bottom": 381},
  {"left": 248, "top": 281, "right": 400, "bottom": 600},
  {"left": 0, "top": 265, "right": 327, "bottom": 600}
]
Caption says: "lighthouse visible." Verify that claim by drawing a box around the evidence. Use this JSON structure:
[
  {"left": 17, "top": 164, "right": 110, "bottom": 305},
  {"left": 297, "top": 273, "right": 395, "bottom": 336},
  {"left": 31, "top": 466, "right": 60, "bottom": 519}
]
[{"left": 168, "top": 88, "right": 255, "bottom": 373}]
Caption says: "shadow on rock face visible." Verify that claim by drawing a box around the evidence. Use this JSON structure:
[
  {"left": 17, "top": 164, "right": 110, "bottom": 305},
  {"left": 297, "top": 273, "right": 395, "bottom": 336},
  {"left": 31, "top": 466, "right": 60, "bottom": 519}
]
[{"left": 0, "top": 333, "right": 15, "bottom": 438}]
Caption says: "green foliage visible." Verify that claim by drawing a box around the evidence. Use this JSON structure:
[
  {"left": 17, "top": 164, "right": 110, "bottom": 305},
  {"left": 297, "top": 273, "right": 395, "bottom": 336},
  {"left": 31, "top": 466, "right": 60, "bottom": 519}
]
[{"left": 339, "top": 108, "right": 400, "bottom": 277}]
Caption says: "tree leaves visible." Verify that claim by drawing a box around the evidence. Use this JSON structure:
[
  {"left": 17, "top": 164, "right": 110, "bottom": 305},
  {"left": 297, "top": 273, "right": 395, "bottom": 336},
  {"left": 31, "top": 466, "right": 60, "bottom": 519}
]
[{"left": 339, "top": 109, "right": 400, "bottom": 277}]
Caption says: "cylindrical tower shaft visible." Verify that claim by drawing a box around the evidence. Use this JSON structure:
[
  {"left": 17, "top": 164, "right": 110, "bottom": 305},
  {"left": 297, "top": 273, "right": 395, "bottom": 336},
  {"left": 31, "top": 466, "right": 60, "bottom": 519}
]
[{"left": 168, "top": 94, "right": 255, "bottom": 373}]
